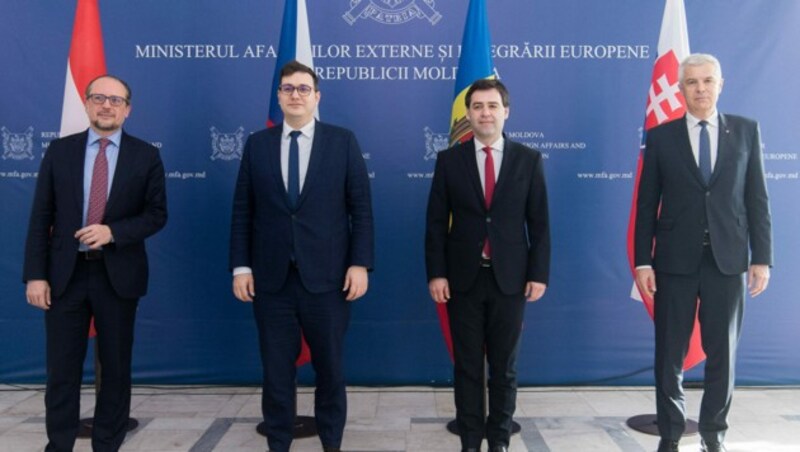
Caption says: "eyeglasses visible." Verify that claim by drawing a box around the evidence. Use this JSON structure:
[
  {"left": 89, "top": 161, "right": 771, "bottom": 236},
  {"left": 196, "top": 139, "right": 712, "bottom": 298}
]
[
  {"left": 278, "top": 84, "right": 315, "bottom": 96},
  {"left": 87, "top": 93, "right": 129, "bottom": 107}
]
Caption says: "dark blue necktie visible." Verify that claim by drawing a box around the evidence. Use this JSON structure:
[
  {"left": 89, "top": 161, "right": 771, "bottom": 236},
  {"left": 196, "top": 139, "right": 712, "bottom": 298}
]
[
  {"left": 698, "top": 120, "right": 712, "bottom": 184},
  {"left": 287, "top": 130, "right": 301, "bottom": 208}
]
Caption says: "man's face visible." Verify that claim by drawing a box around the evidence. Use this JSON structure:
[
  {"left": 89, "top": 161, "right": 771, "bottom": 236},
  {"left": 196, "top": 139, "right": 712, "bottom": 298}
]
[
  {"left": 84, "top": 77, "right": 131, "bottom": 134},
  {"left": 465, "top": 88, "right": 509, "bottom": 145},
  {"left": 277, "top": 72, "right": 320, "bottom": 127},
  {"left": 680, "top": 63, "right": 724, "bottom": 119}
]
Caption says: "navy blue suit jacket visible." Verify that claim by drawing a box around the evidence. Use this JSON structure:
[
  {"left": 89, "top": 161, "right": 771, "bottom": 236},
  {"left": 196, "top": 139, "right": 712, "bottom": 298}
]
[
  {"left": 229, "top": 121, "right": 374, "bottom": 294},
  {"left": 23, "top": 130, "right": 168, "bottom": 299},
  {"left": 635, "top": 114, "right": 772, "bottom": 275},
  {"left": 425, "top": 139, "right": 550, "bottom": 295}
]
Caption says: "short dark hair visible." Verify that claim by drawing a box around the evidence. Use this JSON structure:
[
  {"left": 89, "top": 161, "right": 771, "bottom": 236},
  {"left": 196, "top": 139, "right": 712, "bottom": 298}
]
[
  {"left": 465, "top": 79, "right": 510, "bottom": 108},
  {"left": 279, "top": 60, "right": 319, "bottom": 90},
  {"left": 85, "top": 75, "right": 132, "bottom": 101}
]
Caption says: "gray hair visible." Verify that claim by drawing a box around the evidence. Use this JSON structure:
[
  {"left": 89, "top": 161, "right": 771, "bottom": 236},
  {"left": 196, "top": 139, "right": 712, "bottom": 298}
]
[{"left": 679, "top": 53, "right": 723, "bottom": 82}]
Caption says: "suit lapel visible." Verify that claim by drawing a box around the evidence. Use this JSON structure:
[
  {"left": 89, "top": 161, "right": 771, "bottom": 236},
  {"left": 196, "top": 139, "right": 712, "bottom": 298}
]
[
  {"left": 457, "top": 140, "right": 486, "bottom": 208},
  {"left": 266, "top": 127, "right": 288, "bottom": 205},
  {"left": 70, "top": 132, "right": 89, "bottom": 215},
  {"left": 492, "top": 139, "right": 517, "bottom": 204},
  {"left": 709, "top": 113, "right": 730, "bottom": 187},
  {"left": 105, "top": 132, "right": 133, "bottom": 215},
  {"left": 296, "top": 120, "right": 324, "bottom": 209},
  {"left": 675, "top": 116, "right": 707, "bottom": 187}
]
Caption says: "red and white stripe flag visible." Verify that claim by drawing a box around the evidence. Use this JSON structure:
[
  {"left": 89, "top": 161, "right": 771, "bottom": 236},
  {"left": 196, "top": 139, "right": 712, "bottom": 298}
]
[
  {"left": 60, "top": 0, "right": 107, "bottom": 137},
  {"left": 627, "top": 0, "right": 705, "bottom": 370}
]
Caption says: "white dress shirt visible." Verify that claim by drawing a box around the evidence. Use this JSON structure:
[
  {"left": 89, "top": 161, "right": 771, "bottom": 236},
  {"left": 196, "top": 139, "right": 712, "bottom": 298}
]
[{"left": 685, "top": 110, "right": 720, "bottom": 171}]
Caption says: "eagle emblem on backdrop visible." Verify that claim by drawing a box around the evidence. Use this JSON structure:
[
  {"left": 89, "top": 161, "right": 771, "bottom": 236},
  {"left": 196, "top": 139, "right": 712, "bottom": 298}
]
[
  {"left": 1, "top": 126, "right": 35, "bottom": 160},
  {"left": 423, "top": 126, "right": 449, "bottom": 161},
  {"left": 343, "top": 0, "right": 441, "bottom": 25},
  {"left": 210, "top": 126, "right": 245, "bottom": 161}
]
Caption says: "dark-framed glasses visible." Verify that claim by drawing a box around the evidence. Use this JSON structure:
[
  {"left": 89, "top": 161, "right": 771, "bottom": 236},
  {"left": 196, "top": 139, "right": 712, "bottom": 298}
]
[
  {"left": 87, "top": 93, "right": 129, "bottom": 107},
  {"left": 278, "top": 84, "right": 314, "bottom": 96}
]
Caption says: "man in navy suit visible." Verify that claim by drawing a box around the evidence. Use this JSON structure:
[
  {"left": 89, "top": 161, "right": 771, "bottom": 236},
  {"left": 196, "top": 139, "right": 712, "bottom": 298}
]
[
  {"left": 635, "top": 54, "right": 772, "bottom": 452},
  {"left": 425, "top": 79, "right": 550, "bottom": 452},
  {"left": 23, "top": 75, "right": 167, "bottom": 451},
  {"left": 229, "top": 60, "right": 374, "bottom": 452}
]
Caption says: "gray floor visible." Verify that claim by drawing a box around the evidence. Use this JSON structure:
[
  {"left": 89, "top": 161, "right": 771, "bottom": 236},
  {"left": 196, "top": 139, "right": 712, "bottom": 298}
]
[{"left": 1, "top": 385, "right": 799, "bottom": 451}]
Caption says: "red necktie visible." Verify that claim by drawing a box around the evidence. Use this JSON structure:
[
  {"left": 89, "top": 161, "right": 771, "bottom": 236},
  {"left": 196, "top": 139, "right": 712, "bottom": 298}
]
[
  {"left": 482, "top": 146, "right": 495, "bottom": 258},
  {"left": 86, "top": 138, "right": 109, "bottom": 225}
]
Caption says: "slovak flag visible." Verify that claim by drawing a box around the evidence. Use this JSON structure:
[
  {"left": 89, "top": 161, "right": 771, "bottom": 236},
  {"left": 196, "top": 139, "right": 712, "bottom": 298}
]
[
  {"left": 267, "top": 0, "right": 315, "bottom": 366},
  {"left": 267, "top": 0, "right": 316, "bottom": 128},
  {"left": 627, "top": 0, "right": 706, "bottom": 370},
  {"left": 60, "top": 0, "right": 108, "bottom": 338}
]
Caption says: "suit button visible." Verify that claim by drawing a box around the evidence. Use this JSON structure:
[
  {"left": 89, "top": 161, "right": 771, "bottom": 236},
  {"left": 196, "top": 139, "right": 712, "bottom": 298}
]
[
  {"left": 706, "top": 191, "right": 711, "bottom": 196},
  {"left": 486, "top": 217, "right": 491, "bottom": 223}
]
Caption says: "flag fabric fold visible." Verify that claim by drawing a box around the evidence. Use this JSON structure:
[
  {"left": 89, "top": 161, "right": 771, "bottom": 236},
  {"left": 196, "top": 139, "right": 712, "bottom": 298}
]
[
  {"left": 60, "top": 0, "right": 108, "bottom": 338},
  {"left": 437, "top": 0, "right": 496, "bottom": 360},
  {"left": 267, "top": 0, "right": 315, "bottom": 128},
  {"left": 627, "top": 0, "right": 705, "bottom": 370},
  {"left": 268, "top": 0, "right": 315, "bottom": 366}
]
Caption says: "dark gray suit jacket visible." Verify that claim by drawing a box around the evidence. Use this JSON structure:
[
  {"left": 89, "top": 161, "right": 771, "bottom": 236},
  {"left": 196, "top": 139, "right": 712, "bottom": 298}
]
[
  {"left": 23, "top": 130, "right": 168, "bottom": 298},
  {"left": 425, "top": 138, "right": 550, "bottom": 295},
  {"left": 635, "top": 114, "right": 772, "bottom": 275},
  {"left": 229, "top": 121, "right": 374, "bottom": 294}
]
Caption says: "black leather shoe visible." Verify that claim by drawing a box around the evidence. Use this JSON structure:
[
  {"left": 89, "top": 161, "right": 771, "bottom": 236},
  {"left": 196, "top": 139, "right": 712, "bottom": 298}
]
[
  {"left": 657, "top": 439, "right": 679, "bottom": 452},
  {"left": 461, "top": 449, "right": 479, "bottom": 452},
  {"left": 489, "top": 446, "right": 508, "bottom": 452},
  {"left": 701, "top": 440, "right": 726, "bottom": 452},
  {"left": 322, "top": 447, "right": 341, "bottom": 452}
]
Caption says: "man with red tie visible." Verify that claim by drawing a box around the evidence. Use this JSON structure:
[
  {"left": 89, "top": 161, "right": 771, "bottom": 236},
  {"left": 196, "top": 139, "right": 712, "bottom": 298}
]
[
  {"left": 425, "top": 79, "right": 550, "bottom": 452},
  {"left": 24, "top": 75, "right": 167, "bottom": 452}
]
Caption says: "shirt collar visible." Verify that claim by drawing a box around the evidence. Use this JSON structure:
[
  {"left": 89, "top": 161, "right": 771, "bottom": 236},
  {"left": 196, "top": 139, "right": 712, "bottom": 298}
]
[
  {"left": 686, "top": 110, "right": 719, "bottom": 129},
  {"left": 474, "top": 136, "right": 504, "bottom": 153},
  {"left": 87, "top": 129, "right": 122, "bottom": 148},
  {"left": 282, "top": 120, "right": 315, "bottom": 139}
]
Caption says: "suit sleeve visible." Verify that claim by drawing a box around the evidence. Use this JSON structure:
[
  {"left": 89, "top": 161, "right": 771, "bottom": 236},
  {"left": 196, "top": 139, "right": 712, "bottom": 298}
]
[
  {"left": 344, "top": 131, "right": 374, "bottom": 269},
  {"left": 525, "top": 152, "right": 551, "bottom": 284},
  {"left": 106, "top": 147, "right": 167, "bottom": 247},
  {"left": 229, "top": 136, "right": 255, "bottom": 271},
  {"left": 425, "top": 153, "right": 449, "bottom": 281},
  {"left": 634, "top": 132, "right": 662, "bottom": 267},
  {"left": 22, "top": 143, "right": 57, "bottom": 282},
  {"left": 744, "top": 122, "right": 773, "bottom": 266}
]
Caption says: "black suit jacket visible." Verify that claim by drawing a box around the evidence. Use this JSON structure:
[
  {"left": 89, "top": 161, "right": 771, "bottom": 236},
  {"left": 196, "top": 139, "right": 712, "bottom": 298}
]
[
  {"left": 425, "top": 139, "right": 550, "bottom": 295},
  {"left": 23, "top": 130, "right": 168, "bottom": 299},
  {"left": 229, "top": 121, "right": 374, "bottom": 294},
  {"left": 635, "top": 114, "right": 772, "bottom": 275}
]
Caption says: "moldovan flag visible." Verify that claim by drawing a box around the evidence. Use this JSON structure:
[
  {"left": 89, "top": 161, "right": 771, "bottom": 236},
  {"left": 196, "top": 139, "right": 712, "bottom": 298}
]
[
  {"left": 60, "top": 0, "right": 108, "bottom": 338},
  {"left": 627, "top": 0, "right": 706, "bottom": 370},
  {"left": 437, "top": 0, "right": 496, "bottom": 360},
  {"left": 267, "top": 0, "right": 315, "bottom": 365},
  {"left": 267, "top": 0, "right": 315, "bottom": 128}
]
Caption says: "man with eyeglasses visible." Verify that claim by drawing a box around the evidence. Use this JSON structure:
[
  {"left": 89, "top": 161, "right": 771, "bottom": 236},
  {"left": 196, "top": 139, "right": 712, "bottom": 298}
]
[
  {"left": 230, "top": 60, "right": 373, "bottom": 452},
  {"left": 23, "top": 75, "right": 167, "bottom": 451}
]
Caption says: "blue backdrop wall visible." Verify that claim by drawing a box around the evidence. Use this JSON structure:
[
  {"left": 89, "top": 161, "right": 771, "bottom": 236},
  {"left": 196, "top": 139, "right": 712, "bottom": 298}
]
[{"left": 1, "top": 0, "right": 798, "bottom": 386}]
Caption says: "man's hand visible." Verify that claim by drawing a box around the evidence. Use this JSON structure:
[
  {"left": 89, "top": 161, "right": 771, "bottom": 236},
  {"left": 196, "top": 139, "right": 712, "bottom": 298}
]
[
  {"left": 748, "top": 264, "right": 770, "bottom": 297},
  {"left": 74, "top": 224, "right": 113, "bottom": 249},
  {"left": 525, "top": 281, "right": 546, "bottom": 302},
  {"left": 428, "top": 277, "right": 450, "bottom": 304},
  {"left": 233, "top": 274, "right": 255, "bottom": 302},
  {"left": 343, "top": 266, "right": 368, "bottom": 301},
  {"left": 26, "top": 280, "right": 51, "bottom": 310},
  {"left": 635, "top": 268, "right": 657, "bottom": 298}
]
